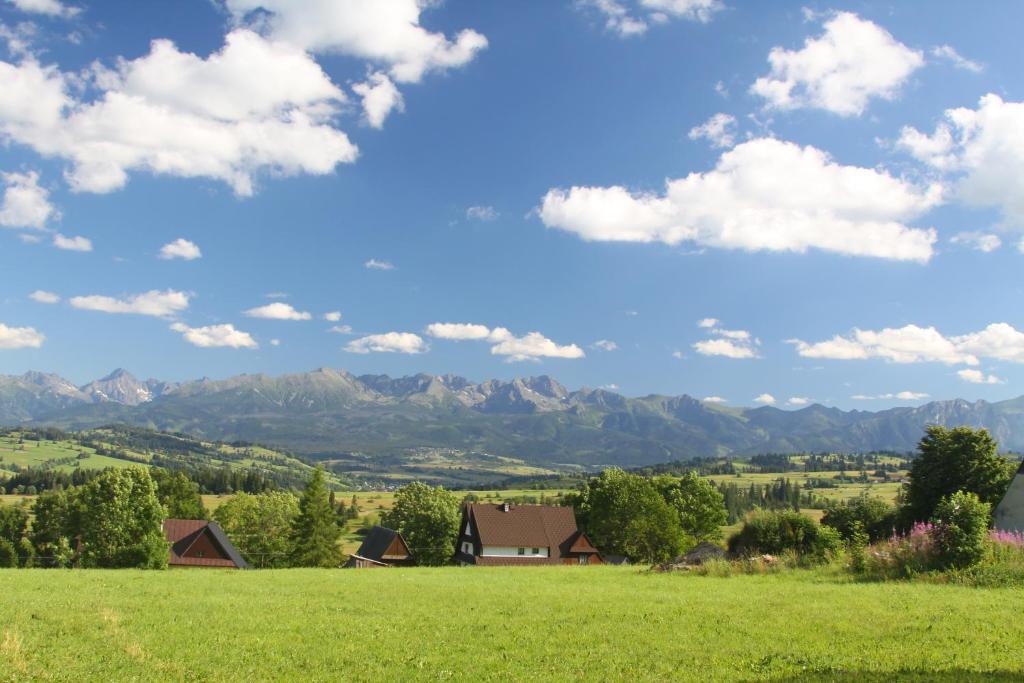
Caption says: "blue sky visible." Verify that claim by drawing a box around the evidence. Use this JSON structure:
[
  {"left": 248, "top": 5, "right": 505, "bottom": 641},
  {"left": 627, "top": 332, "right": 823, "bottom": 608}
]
[{"left": 1, "top": 0, "right": 1023, "bottom": 409}]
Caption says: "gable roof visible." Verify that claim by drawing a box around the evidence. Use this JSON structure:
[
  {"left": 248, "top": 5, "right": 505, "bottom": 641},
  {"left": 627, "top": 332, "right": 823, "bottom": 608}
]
[
  {"left": 467, "top": 503, "right": 593, "bottom": 555},
  {"left": 351, "top": 526, "right": 412, "bottom": 563},
  {"left": 162, "top": 519, "right": 250, "bottom": 569}
]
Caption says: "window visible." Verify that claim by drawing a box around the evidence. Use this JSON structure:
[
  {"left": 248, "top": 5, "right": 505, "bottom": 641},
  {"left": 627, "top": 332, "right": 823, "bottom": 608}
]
[
  {"left": 462, "top": 542, "right": 472, "bottom": 554},
  {"left": 578, "top": 555, "right": 587, "bottom": 565},
  {"left": 517, "top": 547, "right": 525, "bottom": 555},
  {"left": 531, "top": 547, "right": 540, "bottom": 555}
]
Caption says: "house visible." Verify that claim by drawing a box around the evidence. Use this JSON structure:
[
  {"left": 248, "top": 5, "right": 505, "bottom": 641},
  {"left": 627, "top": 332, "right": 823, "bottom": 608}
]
[
  {"left": 344, "top": 526, "right": 414, "bottom": 568},
  {"left": 162, "top": 519, "right": 249, "bottom": 569},
  {"left": 454, "top": 502, "right": 602, "bottom": 566},
  {"left": 994, "top": 462, "right": 1024, "bottom": 532}
]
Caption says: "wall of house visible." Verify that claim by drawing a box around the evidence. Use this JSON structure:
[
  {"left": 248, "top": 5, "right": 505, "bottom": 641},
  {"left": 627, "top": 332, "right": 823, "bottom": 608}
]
[
  {"left": 481, "top": 546, "right": 549, "bottom": 557},
  {"left": 182, "top": 532, "right": 227, "bottom": 560},
  {"left": 995, "top": 474, "right": 1024, "bottom": 532}
]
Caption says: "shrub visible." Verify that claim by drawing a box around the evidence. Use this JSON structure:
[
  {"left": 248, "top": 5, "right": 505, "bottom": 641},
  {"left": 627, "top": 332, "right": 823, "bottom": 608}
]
[
  {"left": 728, "top": 510, "right": 838, "bottom": 563},
  {"left": 847, "top": 521, "right": 869, "bottom": 574},
  {"left": 929, "top": 491, "right": 991, "bottom": 570},
  {"left": 863, "top": 522, "right": 936, "bottom": 580},
  {"left": 0, "top": 539, "right": 17, "bottom": 568},
  {"left": 822, "top": 495, "right": 897, "bottom": 543}
]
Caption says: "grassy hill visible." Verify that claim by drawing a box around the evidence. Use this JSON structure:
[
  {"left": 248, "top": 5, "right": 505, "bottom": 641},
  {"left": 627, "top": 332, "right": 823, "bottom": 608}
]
[{"left": 1, "top": 567, "right": 1021, "bottom": 681}]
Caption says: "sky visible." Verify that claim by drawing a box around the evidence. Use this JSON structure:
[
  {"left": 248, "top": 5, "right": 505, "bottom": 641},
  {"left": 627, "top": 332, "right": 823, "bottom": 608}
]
[{"left": 1, "top": 0, "right": 1023, "bottom": 410}]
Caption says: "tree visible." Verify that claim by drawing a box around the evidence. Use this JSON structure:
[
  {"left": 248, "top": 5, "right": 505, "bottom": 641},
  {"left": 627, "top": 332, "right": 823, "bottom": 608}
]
[
  {"left": 76, "top": 468, "right": 168, "bottom": 569},
  {"left": 0, "top": 503, "right": 30, "bottom": 567},
  {"left": 31, "top": 489, "right": 76, "bottom": 568},
  {"left": 571, "top": 469, "right": 686, "bottom": 564},
  {"left": 653, "top": 473, "right": 727, "bottom": 541},
  {"left": 289, "top": 469, "right": 343, "bottom": 568},
  {"left": 213, "top": 491, "right": 298, "bottom": 568},
  {"left": 929, "top": 491, "right": 991, "bottom": 569},
  {"left": 151, "top": 469, "right": 207, "bottom": 520},
  {"left": 380, "top": 482, "right": 460, "bottom": 566},
  {"left": 822, "top": 495, "right": 897, "bottom": 543},
  {"left": 902, "top": 426, "right": 1013, "bottom": 525}
]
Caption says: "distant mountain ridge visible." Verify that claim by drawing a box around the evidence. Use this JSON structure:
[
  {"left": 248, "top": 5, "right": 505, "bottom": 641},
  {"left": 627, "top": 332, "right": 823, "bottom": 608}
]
[{"left": 2, "top": 368, "right": 1023, "bottom": 469}]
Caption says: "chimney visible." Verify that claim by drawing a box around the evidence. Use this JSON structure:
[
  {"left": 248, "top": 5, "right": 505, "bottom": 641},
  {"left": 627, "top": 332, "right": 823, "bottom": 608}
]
[{"left": 501, "top": 502, "right": 510, "bottom": 512}]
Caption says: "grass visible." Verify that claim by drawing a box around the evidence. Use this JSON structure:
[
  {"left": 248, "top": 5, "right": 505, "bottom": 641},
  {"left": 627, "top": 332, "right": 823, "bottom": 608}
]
[{"left": 1, "top": 567, "right": 1022, "bottom": 681}]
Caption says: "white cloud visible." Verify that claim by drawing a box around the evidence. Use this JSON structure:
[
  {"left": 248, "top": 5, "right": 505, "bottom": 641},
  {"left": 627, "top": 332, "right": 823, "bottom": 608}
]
[
  {"left": 346, "top": 331, "right": 426, "bottom": 354},
  {"left": 171, "top": 322, "right": 257, "bottom": 349},
  {"left": 364, "top": 258, "right": 394, "bottom": 270},
  {"left": 244, "top": 302, "right": 311, "bottom": 320},
  {"left": 425, "top": 321, "right": 584, "bottom": 362},
  {"left": 323, "top": 311, "right": 342, "bottom": 322},
  {"left": 931, "top": 45, "right": 982, "bottom": 73},
  {"left": 950, "top": 231, "right": 1001, "bottom": 253},
  {"left": 0, "top": 30, "right": 358, "bottom": 196},
  {"left": 52, "top": 233, "right": 91, "bottom": 251},
  {"left": 694, "top": 338, "right": 757, "bottom": 359},
  {"left": 328, "top": 324, "right": 353, "bottom": 334},
  {"left": 787, "top": 397, "right": 811, "bottom": 406},
  {"left": 753, "top": 393, "right": 776, "bottom": 405},
  {"left": 0, "top": 170, "right": 55, "bottom": 229},
  {"left": 466, "top": 205, "right": 498, "bottom": 221},
  {"left": 957, "top": 368, "right": 1004, "bottom": 385},
  {"left": 751, "top": 12, "right": 923, "bottom": 116},
  {"left": 579, "top": 0, "right": 722, "bottom": 38},
  {"left": 0, "top": 321, "right": 44, "bottom": 349},
  {"left": 352, "top": 71, "right": 403, "bottom": 129},
  {"left": 791, "top": 322, "right": 1024, "bottom": 366},
  {"left": 70, "top": 289, "right": 189, "bottom": 317},
  {"left": 158, "top": 238, "right": 202, "bottom": 260},
  {"left": 224, "top": 0, "right": 487, "bottom": 85},
  {"left": 539, "top": 137, "right": 940, "bottom": 262},
  {"left": 688, "top": 113, "right": 736, "bottom": 148},
  {"left": 898, "top": 95, "right": 1024, "bottom": 231},
  {"left": 269, "top": 338, "right": 280, "bottom": 346},
  {"left": 28, "top": 289, "right": 58, "bottom": 303},
  {"left": 702, "top": 395, "right": 727, "bottom": 403},
  {"left": 671, "top": 350, "right": 684, "bottom": 359},
  {"left": 851, "top": 391, "right": 930, "bottom": 401},
  {"left": 5, "top": 0, "right": 79, "bottom": 18},
  {"left": 592, "top": 339, "right": 618, "bottom": 351},
  {"left": 425, "top": 322, "right": 492, "bottom": 341},
  {"left": 697, "top": 318, "right": 719, "bottom": 329},
  {"left": 265, "top": 291, "right": 288, "bottom": 299}
]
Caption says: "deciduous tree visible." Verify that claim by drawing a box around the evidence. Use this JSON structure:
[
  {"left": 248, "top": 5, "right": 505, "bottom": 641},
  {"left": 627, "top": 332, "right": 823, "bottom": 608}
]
[{"left": 381, "top": 482, "right": 460, "bottom": 566}]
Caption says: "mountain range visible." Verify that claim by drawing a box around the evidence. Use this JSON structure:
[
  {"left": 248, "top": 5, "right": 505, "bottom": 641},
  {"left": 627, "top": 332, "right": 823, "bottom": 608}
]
[{"left": 2, "top": 368, "right": 1023, "bottom": 469}]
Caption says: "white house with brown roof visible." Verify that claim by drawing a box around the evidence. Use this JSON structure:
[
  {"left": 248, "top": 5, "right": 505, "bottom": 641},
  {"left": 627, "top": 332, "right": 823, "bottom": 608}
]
[{"left": 454, "top": 502, "right": 602, "bottom": 566}]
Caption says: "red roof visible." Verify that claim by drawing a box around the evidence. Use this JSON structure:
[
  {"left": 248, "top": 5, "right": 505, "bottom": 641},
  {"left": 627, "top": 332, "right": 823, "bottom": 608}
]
[{"left": 462, "top": 504, "right": 602, "bottom": 564}]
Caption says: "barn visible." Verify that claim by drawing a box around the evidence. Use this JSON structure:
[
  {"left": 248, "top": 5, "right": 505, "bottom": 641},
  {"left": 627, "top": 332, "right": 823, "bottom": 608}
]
[
  {"left": 162, "top": 519, "right": 250, "bottom": 569},
  {"left": 344, "top": 526, "right": 415, "bottom": 568}
]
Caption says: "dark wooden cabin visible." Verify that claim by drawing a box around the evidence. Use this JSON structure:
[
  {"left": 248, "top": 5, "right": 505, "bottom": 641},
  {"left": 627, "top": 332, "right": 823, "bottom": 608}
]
[
  {"left": 163, "top": 519, "right": 249, "bottom": 569},
  {"left": 344, "top": 526, "right": 414, "bottom": 568}
]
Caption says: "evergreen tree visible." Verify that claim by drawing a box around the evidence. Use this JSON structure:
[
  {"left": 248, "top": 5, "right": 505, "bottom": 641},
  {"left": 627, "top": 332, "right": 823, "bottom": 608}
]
[{"left": 289, "top": 469, "right": 343, "bottom": 567}]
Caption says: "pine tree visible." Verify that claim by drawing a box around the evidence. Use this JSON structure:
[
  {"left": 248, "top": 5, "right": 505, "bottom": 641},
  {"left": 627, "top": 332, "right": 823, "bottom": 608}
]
[{"left": 289, "top": 469, "right": 343, "bottom": 568}]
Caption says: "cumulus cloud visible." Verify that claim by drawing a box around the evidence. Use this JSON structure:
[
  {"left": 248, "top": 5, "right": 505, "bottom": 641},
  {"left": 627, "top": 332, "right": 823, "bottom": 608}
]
[
  {"left": 323, "top": 311, "right": 342, "bottom": 322},
  {"left": 851, "top": 391, "right": 930, "bottom": 401},
  {"left": 751, "top": 12, "right": 924, "bottom": 116},
  {"left": 950, "top": 231, "right": 1001, "bottom": 253},
  {"left": 28, "top": 289, "right": 58, "bottom": 303},
  {"left": 0, "top": 170, "right": 55, "bottom": 229},
  {"left": 592, "top": 339, "right": 618, "bottom": 351},
  {"left": 269, "top": 338, "right": 280, "bottom": 346},
  {"left": 753, "top": 393, "right": 776, "bottom": 405},
  {"left": 539, "top": 138, "right": 940, "bottom": 262},
  {"left": 931, "top": 45, "right": 982, "bottom": 73},
  {"left": 244, "top": 302, "right": 311, "bottom": 320},
  {"left": 52, "top": 233, "right": 91, "bottom": 251},
  {"left": 346, "top": 331, "right": 426, "bottom": 354},
  {"left": 328, "top": 324, "right": 352, "bottom": 334},
  {"left": 466, "top": 205, "right": 498, "bottom": 221},
  {"left": 5, "top": 0, "right": 79, "bottom": 18},
  {"left": 702, "top": 395, "right": 727, "bottom": 403},
  {"left": 0, "top": 30, "right": 358, "bottom": 196},
  {"left": 688, "top": 113, "right": 736, "bottom": 148},
  {"left": 0, "top": 321, "right": 44, "bottom": 348},
  {"left": 426, "top": 321, "right": 585, "bottom": 362},
  {"left": 171, "top": 322, "right": 257, "bottom": 348},
  {"left": 224, "top": 0, "right": 487, "bottom": 84},
  {"left": 70, "top": 289, "right": 189, "bottom": 317},
  {"left": 787, "top": 397, "right": 811, "bottom": 406},
  {"left": 364, "top": 258, "right": 394, "bottom": 270},
  {"left": 579, "top": 0, "right": 722, "bottom": 38},
  {"left": 791, "top": 322, "right": 1024, "bottom": 366},
  {"left": 693, "top": 320, "right": 759, "bottom": 359},
  {"left": 159, "top": 238, "right": 202, "bottom": 260},
  {"left": 897, "top": 95, "right": 1024, "bottom": 231},
  {"left": 352, "top": 71, "right": 403, "bottom": 129},
  {"left": 957, "top": 368, "right": 1004, "bottom": 385},
  {"left": 697, "top": 318, "right": 719, "bottom": 329}
]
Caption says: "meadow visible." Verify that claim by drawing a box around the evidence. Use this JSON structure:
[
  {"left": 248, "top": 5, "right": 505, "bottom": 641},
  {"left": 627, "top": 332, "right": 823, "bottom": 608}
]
[{"left": 1, "top": 567, "right": 1023, "bottom": 681}]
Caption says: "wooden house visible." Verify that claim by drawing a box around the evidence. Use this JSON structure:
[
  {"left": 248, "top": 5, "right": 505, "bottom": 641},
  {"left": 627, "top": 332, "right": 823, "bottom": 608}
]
[
  {"left": 344, "top": 526, "right": 414, "bottom": 568},
  {"left": 162, "top": 519, "right": 249, "bottom": 569},
  {"left": 454, "top": 502, "right": 602, "bottom": 566}
]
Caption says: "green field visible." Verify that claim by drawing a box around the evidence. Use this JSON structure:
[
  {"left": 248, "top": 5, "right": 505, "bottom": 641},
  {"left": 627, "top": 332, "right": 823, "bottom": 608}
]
[{"left": 1, "top": 567, "right": 1022, "bottom": 681}]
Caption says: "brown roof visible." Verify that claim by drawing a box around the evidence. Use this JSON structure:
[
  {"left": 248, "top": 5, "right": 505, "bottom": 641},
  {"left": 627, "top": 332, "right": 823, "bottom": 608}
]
[
  {"left": 467, "top": 503, "right": 601, "bottom": 560},
  {"left": 162, "top": 519, "right": 249, "bottom": 569}
]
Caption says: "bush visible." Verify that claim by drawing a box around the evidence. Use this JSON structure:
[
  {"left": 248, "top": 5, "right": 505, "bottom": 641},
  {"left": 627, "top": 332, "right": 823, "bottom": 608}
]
[
  {"left": 0, "top": 539, "right": 17, "bottom": 568},
  {"left": 822, "top": 495, "right": 897, "bottom": 543},
  {"left": 728, "top": 510, "right": 839, "bottom": 563},
  {"left": 929, "top": 491, "right": 990, "bottom": 570}
]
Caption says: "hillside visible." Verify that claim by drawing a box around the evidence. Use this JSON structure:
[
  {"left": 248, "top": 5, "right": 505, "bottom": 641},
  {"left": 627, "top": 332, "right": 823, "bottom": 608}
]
[{"left": 3, "top": 368, "right": 1024, "bottom": 470}]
